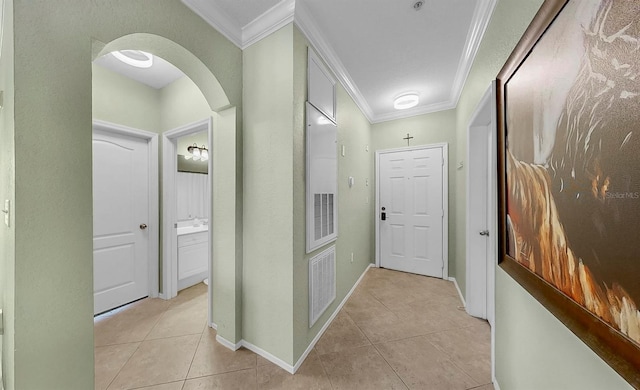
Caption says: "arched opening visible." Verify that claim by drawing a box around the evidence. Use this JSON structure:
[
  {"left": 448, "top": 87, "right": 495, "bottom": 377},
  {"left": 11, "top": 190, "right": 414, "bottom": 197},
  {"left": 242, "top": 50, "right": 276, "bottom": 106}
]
[{"left": 91, "top": 33, "right": 239, "bottom": 343}]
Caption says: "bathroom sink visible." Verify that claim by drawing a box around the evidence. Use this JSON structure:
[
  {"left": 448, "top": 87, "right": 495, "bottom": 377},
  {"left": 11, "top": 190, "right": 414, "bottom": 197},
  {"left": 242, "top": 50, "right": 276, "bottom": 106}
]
[{"left": 176, "top": 219, "right": 209, "bottom": 236}]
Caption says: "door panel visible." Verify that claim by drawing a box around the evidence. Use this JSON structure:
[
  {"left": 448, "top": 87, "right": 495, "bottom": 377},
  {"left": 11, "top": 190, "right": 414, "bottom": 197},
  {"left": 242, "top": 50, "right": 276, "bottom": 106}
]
[
  {"left": 93, "top": 130, "right": 150, "bottom": 314},
  {"left": 379, "top": 147, "right": 445, "bottom": 278}
]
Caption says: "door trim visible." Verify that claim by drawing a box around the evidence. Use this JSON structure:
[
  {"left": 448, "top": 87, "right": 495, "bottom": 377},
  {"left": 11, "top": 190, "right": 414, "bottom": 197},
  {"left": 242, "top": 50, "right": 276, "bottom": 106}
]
[
  {"left": 375, "top": 143, "right": 449, "bottom": 279},
  {"left": 92, "top": 119, "right": 160, "bottom": 298},
  {"left": 161, "top": 118, "right": 213, "bottom": 325},
  {"left": 464, "top": 81, "right": 497, "bottom": 385},
  {"left": 465, "top": 82, "right": 497, "bottom": 322}
]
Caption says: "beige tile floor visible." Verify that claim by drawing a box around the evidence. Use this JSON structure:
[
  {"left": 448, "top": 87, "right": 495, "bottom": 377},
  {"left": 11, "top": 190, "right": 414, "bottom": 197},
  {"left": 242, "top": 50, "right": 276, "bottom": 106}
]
[{"left": 95, "top": 267, "right": 493, "bottom": 390}]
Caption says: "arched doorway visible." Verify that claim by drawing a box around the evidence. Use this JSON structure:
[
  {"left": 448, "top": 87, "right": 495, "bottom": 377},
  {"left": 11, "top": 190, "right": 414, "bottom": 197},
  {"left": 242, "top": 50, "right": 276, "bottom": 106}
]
[{"left": 92, "top": 33, "right": 240, "bottom": 341}]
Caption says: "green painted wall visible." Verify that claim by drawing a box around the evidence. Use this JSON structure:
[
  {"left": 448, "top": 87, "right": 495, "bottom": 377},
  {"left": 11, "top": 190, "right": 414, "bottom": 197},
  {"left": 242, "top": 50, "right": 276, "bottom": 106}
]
[
  {"left": 93, "top": 61, "right": 241, "bottom": 341},
  {"left": 92, "top": 64, "right": 162, "bottom": 132},
  {"left": 370, "top": 110, "right": 457, "bottom": 278},
  {"left": 160, "top": 75, "right": 212, "bottom": 132},
  {"left": 456, "top": 0, "right": 630, "bottom": 387},
  {"left": 9, "top": 0, "right": 242, "bottom": 388},
  {"left": 243, "top": 24, "right": 295, "bottom": 364},
  {"left": 0, "top": 1, "right": 15, "bottom": 388},
  {"left": 242, "top": 24, "right": 375, "bottom": 365},
  {"left": 495, "top": 271, "right": 631, "bottom": 389},
  {"left": 292, "top": 27, "right": 374, "bottom": 362}
]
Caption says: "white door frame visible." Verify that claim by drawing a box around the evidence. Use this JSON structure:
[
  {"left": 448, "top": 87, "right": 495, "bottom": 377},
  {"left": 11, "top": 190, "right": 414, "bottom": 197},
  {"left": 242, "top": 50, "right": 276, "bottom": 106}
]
[
  {"left": 465, "top": 81, "right": 497, "bottom": 384},
  {"left": 161, "top": 118, "right": 212, "bottom": 321},
  {"left": 92, "top": 119, "right": 160, "bottom": 298},
  {"left": 465, "top": 82, "right": 497, "bottom": 322},
  {"left": 375, "top": 143, "right": 449, "bottom": 279}
]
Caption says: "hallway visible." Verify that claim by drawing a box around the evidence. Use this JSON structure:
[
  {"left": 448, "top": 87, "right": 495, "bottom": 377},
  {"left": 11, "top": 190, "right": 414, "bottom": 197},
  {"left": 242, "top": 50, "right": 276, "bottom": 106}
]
[{"left": 94, "top": 267, "right": 492, "bottom": 390}]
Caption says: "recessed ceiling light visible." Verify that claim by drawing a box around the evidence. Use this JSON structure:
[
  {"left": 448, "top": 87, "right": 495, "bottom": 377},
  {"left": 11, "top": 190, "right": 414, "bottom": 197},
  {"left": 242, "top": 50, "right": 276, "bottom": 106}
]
[
  {"left": 394, "top": 93, "right": 420, "bottom": 110},
  {"left": 112, "top": 50, "right": 153, "bottom": 68},
  {"left": 413, "top": 1, "right": 424, "bottom": 11}
]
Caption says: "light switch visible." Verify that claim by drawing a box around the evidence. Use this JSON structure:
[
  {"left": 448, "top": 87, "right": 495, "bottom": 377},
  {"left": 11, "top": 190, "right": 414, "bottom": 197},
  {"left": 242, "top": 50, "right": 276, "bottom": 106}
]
[{"left": 3, "top": 199, "right": 9, "bottom": 227}]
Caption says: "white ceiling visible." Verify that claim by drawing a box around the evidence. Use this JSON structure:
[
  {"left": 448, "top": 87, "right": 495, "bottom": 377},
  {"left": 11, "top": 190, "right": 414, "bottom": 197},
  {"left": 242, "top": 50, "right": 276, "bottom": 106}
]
[
  {"left": 94, "top": 51, "right": 185, "bottom": 90},
  {"left": 94, "top": 0, "right": 497, "bottom": 123},
  {"left": 183, "top": 0, "right": 497, "bottom": 123}
]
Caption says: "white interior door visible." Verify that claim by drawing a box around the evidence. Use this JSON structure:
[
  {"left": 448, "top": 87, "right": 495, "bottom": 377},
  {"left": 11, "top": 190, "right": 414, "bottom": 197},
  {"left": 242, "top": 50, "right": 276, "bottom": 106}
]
[
  {"left": 378, "top": 146, "right": 445, "bottom": 278},
  {"left": 466, "top": 124, "right": 490, "bottom": 319},
  {"left": 465, "top": 82, "right": 497, "bottom": 326},
  {"left": 93, "top": 130, "right": 150, "bottom": 315}
]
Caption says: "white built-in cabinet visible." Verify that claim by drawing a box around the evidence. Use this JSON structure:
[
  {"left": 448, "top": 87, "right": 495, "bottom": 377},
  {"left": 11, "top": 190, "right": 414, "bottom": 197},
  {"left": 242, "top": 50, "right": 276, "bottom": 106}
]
[
  {"left": 177, "top": 231, "right": 208, "bottom": 290},
  {"left": 306, "top": 49, "right": 338, "bottom": 253}
]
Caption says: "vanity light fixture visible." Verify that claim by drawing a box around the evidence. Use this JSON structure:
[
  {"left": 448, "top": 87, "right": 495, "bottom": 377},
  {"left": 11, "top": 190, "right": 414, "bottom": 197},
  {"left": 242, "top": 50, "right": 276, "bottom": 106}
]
[
  {"left": 112, "top": 50, "right": 154, "bottom": 68},
  {"left": 185, "top": 143, "right": 209, "bottom": 161},
  {"left": 393, "top": 93, "right": 420, "bottom": 110}
]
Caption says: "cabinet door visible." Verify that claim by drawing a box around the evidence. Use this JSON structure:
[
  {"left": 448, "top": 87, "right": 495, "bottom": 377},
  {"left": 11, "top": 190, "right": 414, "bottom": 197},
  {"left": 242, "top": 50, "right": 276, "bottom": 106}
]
[
  {"left": 178, "top": 241, "right": 208, "bottom": 280},
  {"left": 308, "top": 49, "right": 336, "bottom": 122}
]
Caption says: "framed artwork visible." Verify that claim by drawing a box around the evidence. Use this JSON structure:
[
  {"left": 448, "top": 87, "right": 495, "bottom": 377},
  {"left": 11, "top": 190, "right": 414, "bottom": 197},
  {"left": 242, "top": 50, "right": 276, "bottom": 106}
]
[{"left": 496, "top": 0, "right": 640, "bottom": 384}]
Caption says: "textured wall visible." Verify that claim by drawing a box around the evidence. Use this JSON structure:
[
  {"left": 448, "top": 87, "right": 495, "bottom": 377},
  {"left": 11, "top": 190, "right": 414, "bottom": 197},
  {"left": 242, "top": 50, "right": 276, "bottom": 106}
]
[
  {"left": 92, "top": 64, "right": 162, "bottom": 132},
  {"left": 292, "top": 26, "right": 374, "bottom": 363},
  {"left": 456, "top": 0, "right": 631, "bottom": 387},
  {"left": 9, "top": 1, "right": 241, "bottom": 388},
  {"left": 242, "top": 25, "right": 295, "bottom": 364},
  {"left": 370, "top": 110, "right": 457, "bottom": 278},
  {"left": 0, "top": 1, "right": 15, "bottom": 388}
]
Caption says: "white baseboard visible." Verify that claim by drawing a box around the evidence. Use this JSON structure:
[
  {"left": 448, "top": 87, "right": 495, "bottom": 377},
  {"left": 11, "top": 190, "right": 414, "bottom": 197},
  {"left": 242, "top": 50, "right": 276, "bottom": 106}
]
[
  {"left": 241, "top": 339, "right": 296, "bottom": 374},
  {"left": 216, "top": 334, "right": 242, "bottom": 351},
  {"left": 215, "top": 263, "right": 375, "bottom": 374},
  {"left": 292, "top": 263, "right": 374, "bottom": 372},
  {"left": 493, "top": 378, "right": 501, "bottom": 390},
  {"left": 448, "top": 277, "right": 466, "bottom": 307}
]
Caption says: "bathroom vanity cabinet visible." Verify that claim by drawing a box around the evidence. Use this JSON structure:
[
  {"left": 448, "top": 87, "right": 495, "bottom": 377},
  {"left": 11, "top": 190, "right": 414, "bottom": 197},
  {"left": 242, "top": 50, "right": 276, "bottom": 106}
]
[{"left": 177, "top": 230, "right": 208, "bottom": 291}]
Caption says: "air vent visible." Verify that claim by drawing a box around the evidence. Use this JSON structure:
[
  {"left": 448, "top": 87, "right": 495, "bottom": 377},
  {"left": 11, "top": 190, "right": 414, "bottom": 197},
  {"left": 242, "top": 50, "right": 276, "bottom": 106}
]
[
  {"left": 309, "top": 246, "right": 336, "bottom": 327},
  {"left": 314, "top": 193, "right": 335, "bottom": 240}
]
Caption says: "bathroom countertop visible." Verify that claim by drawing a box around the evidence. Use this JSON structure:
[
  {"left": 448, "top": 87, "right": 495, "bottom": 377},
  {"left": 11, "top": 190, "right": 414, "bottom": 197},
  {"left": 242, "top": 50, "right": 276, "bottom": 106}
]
[{"left": 177, "top": 225, "right": 209, "bottom": 236}]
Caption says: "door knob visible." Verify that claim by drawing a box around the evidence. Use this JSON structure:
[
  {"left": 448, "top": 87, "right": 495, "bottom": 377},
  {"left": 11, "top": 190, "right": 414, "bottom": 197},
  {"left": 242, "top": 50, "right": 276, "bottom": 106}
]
[
  {"left": 381, "top": 207, "right": 386, "bottom": 221},
  {"left": 479, "top": 230, "right": 489, "bottom": 236},
  {"left": 140, "top": 223, "right": 148, "bottom": 230}
]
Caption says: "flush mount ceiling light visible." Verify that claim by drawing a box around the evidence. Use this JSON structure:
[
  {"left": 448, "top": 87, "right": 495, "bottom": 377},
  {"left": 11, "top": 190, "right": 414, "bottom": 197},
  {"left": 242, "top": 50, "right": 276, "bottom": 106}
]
[
  {"left": 112, "top": 50, "right": 153, "bottom": 68},
  {"left": 185, "top": 143, "right": 209, "bottom": 161},
  {"left": 393, "top": 93, "right": 420, "bottom": 110}
]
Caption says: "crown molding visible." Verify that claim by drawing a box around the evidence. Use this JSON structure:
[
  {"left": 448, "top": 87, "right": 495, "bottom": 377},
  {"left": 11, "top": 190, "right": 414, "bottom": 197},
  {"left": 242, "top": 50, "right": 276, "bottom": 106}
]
[
  {"left": 371, "top": 100, "right": 457, "bottom": 124},
  {"left": 181, "top": 0, "right": 243, "bottom": 48},
  {"left": 294, "top": 0, "right": 375, "bottom": 123},
  {"left": 449, "top": 0, "right": 497, "bottom": 106},
  {"left": 183, "top": 0, "right": 497, "bottom": 123},
  {"left": 242, "top": 0, "right": 295, "bottom": 49}
]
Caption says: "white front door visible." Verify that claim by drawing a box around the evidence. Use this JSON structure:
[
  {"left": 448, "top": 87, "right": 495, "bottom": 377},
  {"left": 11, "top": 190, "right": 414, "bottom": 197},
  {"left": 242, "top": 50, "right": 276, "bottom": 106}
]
[
  {"left": 93, "top": 130, "right": 150, "bottom": 315},
  {"left": 378, "top": 146, "right": 445, "bottom": 278}
]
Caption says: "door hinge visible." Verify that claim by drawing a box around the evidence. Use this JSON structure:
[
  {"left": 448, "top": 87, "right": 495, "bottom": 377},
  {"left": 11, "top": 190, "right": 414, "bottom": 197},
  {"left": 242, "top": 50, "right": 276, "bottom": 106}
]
[
  {"left": 442, "top": 158, "right": 445, "bottom": 166},
  {"left": 441, "top": 210, "right": 444, "bottom": 218}
]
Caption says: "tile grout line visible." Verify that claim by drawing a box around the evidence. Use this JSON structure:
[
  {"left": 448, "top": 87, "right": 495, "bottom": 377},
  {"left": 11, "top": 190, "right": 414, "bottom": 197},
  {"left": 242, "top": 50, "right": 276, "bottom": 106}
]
[
  {"left": 342, "top": 303, "right": 411, "bottom": 389},
  {"left": 102, "top": 299, "right": 173, "bottom": 390},
  {"left": 314, "top": 350, "right": 337, "bottom": 390},
  {"left": 423, "top": 328, "right": 491, "bottom": 388},
  {"left": 448, "top": 358, "right": 486, "bottom": 389},
  {"left": 182, "top": 321, "right": 209, "bottom": 384},
  {"left": 370, "top": 342, "right": 411, "bottom": 390}
]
